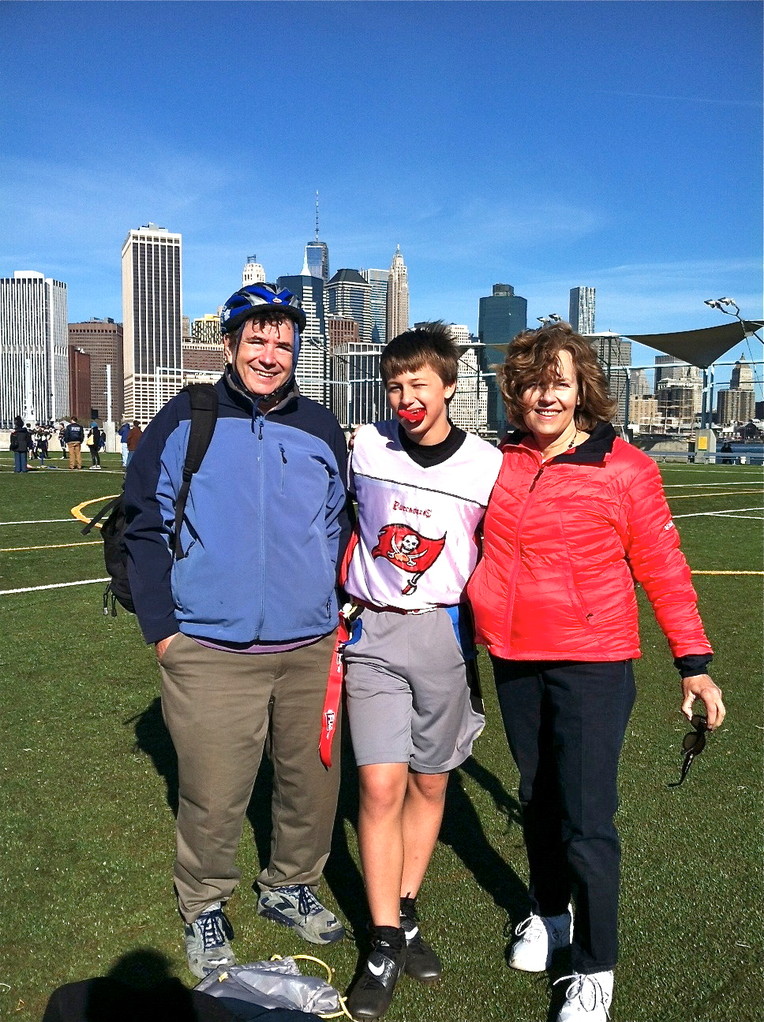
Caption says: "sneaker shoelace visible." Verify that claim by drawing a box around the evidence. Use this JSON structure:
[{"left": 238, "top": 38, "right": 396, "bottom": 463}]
[
  {"left": 197, "top": 910, "right": 232, "bottom": 950},
  {"left": 514, "top": 913, "right": 547, "bottom": 942},
  {"left": 554, "top": 973, "right": 611, "bottom": 1018},
  {"left": 290, "top": 884, "right": 324, "bottom": 919}
]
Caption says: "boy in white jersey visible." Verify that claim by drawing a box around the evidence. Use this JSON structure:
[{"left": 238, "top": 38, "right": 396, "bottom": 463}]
[{"left": 343, "top": 323, "right": 502, "bottom": 1020}]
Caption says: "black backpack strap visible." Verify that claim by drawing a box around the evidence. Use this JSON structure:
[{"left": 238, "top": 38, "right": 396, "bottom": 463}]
[
  {"left": 173, "top": 383, "right": 219, "bottom": 558},
  {"left": 81, "top": 494, "right": 122, "bottom": 536}
]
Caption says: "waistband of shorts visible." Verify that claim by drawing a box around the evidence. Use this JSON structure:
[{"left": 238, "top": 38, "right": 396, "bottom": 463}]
[{"left": 354, "top": 598, "right": 457, "bottom": 616}]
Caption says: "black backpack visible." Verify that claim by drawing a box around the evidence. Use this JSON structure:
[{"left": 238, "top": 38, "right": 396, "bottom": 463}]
[{"left": 82, "top": 384, "right": 219, "bottom": 616}]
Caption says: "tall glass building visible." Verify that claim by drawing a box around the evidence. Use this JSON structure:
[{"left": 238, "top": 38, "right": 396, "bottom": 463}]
[
  {"left": 277, "top": 272, "right": 329, "bottom": 405},
  {"left": 361, "top": 268, "right": 389, "bottom": 344},
  {"left": 569, "top": 286, "right": 596, "bottom": 334},
  {"left": 306, "top": 192, "right": 330, "bottom": 282},
  {"left": 327, "top": 269, "right": 371, "bottom": 344},
  {"left": 306, "top": 240, "right": 329, "bottom": 283},
  {"left": 477, "top": 283, "right": 527, "bottom": 435},
  {"left": 0, "top": 271, "right": 68, "bottom": 428}
]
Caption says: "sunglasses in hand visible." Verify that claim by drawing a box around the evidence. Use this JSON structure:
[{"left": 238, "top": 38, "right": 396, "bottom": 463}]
[{"left": 667, "top": 714, "right": 709, "bottom": 788}]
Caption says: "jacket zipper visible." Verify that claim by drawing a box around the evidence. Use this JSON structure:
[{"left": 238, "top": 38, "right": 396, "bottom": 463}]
[
  {"left": 503, "top": 454, "right": 545, "bottom": 648},
  {"left": 255, "top": 412, "right": 266, "bottom": 637}
]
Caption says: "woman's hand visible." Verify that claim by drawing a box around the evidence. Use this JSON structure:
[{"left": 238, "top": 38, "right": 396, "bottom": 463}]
[{"left": 681, "top": 674, "right": 725, "bottom": 729}]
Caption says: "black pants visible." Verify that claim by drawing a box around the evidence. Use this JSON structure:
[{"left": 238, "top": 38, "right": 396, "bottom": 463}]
[{"left": 491, "top": 658, "right": 636, "bottom": 973}]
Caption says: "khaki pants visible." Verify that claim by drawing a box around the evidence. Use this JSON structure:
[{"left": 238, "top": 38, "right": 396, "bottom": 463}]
[
  {"left": 68, "top": 442, "right": 82, "bottom": 469},
  {"left": 159, "top": 631, "right": 340, "bottom": 922}
]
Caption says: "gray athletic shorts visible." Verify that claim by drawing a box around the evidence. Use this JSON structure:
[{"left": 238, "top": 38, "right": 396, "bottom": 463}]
[{"left": 343, "top": 605, "right": 485, "bottom": 773}]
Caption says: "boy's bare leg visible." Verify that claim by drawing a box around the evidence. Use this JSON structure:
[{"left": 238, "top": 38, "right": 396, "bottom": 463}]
[
  {"left": 357, "top": 762, "right": 409, "bottom": 926},
  {"left": 401, "top": 770, "right": 448, "bottom": 898}
]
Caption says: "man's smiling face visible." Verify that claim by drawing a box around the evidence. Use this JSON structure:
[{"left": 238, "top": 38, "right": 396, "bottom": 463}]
[{"left": 225, "top": 316, "right": 294, "bottom": 399}]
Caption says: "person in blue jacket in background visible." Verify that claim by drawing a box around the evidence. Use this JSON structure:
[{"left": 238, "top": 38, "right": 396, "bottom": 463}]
[{"left": 124, "top": 283, "right": 352, "bottom": 979}]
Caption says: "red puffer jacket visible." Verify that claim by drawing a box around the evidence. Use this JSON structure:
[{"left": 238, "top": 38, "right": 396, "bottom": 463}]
[{"left": 468, "top": 423, "right": 712, "bottom": 662}]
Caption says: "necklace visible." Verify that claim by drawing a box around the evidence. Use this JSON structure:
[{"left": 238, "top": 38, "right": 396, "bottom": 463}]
[{"left": 540, "top": 429, "right": 579, "bottom": 463}]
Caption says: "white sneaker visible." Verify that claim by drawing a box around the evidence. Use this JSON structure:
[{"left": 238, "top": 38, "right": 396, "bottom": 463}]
[
  {"left": 555, "top": 971, "right": 613, "bottom": 1021},
  {"left": 508, "top": 909, "right": 573, "bottom": 972}
]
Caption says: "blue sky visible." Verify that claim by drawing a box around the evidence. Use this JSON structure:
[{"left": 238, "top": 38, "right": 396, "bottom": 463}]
[{"left": 1, "top": 0, "right": 762, "bottom": 381}]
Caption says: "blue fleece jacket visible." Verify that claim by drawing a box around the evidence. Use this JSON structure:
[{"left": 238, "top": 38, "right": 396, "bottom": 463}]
[{"left": 123, "top": 369, "right": 351, "bottom": 645}]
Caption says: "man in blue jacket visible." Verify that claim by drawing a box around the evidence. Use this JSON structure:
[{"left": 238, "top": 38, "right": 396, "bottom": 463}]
[{"left": 124, "top": 283, "right": 352, "bottom": 979}]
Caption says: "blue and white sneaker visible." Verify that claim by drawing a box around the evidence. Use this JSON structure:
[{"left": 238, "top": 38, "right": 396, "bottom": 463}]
[
  {"left": 257, "top": 884, "right": 345, "bottom": 944},
  {"left": 507, "top": 908, "right": 573, "bottom": 972},
  {"left": 183, "top": 902, "right": 235, "bottom": 979}
]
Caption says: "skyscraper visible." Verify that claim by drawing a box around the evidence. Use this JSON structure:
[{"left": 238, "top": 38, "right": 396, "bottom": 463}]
[
  {"left": 182, "top": 315, "right": 225, "bottom": 380},
  {"left": 477, "top": 283, "right": 527, "bottom": 435},
  {"left": 446, "top": 325, "right": 488, "bottom": 435},
  {"left": 717, "top": 354, "right": 755, "bottom": 425},
  {"left": 68, "top": 318, "right": 124, "bottom": 423},
  {"left": 121, "top": 224, "right": 183, "bottom": 423},
  {"left": 242, "top": 255, "right": 266, "bottom": 286},
  {"left": 361, "top": 268, "right": 389, "bottom": 343},
  {"left": 386, "top": 246, "right": 409, "bottom": 340},
  {"left": 0, "top": 270, "right": 68, "bottom": 428},
  {"left": 569, "top": 286, "right": 596, "bottom": 334},
  {"left": 305, "top": 192, "right": 329, "bottom": 283},
  {"left": 588, "top": 332, "right": 632, "bottom": 425},
  {"left": 277, "top": 271, "right": 329, "bottom": 404},
  {"left": 327, "top": 269, "right": 372, "bottom": 344}
]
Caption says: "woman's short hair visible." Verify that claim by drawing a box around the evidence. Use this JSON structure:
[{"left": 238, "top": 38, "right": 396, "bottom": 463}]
[{"left": 496, "top": 322, "right": 617, "bottom": 431}]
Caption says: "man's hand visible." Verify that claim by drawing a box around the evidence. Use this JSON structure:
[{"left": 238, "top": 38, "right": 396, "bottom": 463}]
[{"left": 155, "top": 634, "right": 179, "bottom": 662}]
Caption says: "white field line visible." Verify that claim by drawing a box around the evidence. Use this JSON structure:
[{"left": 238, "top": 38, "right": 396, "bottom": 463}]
[
  {"left": 669, "top": 489, "right": 762, "bottom": 499},
  {"left": 0, "top": 541, "right": 102, "bottom": 552},
  {"left": 664, "top": 481, "right": 762, "bottom": 488},
  {"left": 674, "top": 508, "right": 763, "bottom": 519},
  {"left": 0, "top": 519, "right": 78, "bottom": 525},
  {"left": 0, "top": 578, "right": 109, "bottom": 596}
]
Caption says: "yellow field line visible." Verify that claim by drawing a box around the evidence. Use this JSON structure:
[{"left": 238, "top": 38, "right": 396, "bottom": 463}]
[
  {"left": 0, "top": 541, "right": 102, "bottom": 553},
  {"left": 691, "top": 570, "right": 763, "bottom": 575},
  {"left": 71, "top": 494, "right": 119, "bottom": 525}
]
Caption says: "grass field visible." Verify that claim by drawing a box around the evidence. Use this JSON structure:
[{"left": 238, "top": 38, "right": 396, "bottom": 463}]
[{"left": 1, "top": 453, "right": 762, "bottom": 1022}]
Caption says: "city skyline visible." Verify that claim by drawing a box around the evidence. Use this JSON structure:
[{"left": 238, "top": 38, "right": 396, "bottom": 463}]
[{"left": 1, "top": 1, "right": 761, "bottom": 387}]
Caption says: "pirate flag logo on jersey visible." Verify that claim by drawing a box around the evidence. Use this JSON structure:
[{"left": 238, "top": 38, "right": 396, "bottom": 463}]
[{"left": 372, "top": 523, "right": 446, "bottom": 595}]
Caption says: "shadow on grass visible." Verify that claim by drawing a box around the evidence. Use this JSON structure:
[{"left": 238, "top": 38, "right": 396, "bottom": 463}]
[
  {"left": 129, "top": 698, "right": 179, "bottom": 815},
  {"left": 443, "top": 756, "right": 528, "bottom": 920},
  {"left": 128, "top": 700, "right": 531, "bottom": 951},
  {"left": 42, "top": 947, "right": 236, "bottom": 1021}
]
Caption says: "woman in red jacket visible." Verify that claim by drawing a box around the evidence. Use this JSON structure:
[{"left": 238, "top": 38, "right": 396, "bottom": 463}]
[{"left": 467, "top": 323, "right": 725, "bottom": 1022}]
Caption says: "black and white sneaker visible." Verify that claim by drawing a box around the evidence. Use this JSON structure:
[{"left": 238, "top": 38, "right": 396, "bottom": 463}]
[
  {"left": 347, "top": 928, "right": 407, "bottom": 1020},
  {"left": 400, "top": 897, "right": 442, "bottom": 984}
]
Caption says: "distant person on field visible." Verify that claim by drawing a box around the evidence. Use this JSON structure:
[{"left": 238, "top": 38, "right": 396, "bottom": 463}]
[
  {"left": 118, "top": 420, "right": 131, "bottom": 467},
  {"left": 34, "top": 426, "right": 50, "bottom": 466},
  {"left": 63, "top": 417, "right": 85, "bottom": 470},
  {"left": 467, "top": 322, "right": 726, "bottom": 1022},
  {"left": 10, "top": 416, "right": 34, "bottom": 472},
  {"left": 58, "top": 422, "right": 67, "bottom": 459},
  {"left": 343, "top": 323, "right": 502, "bottom": 1021},
  {"left": 125, "top": 421, "right": 143, "bottom": 466},
  {"left": 124, "top": 282, "right": 352, "bottom": 979},
  {"left": 87, "top": 423, "right": 103, "bottom": 469}
]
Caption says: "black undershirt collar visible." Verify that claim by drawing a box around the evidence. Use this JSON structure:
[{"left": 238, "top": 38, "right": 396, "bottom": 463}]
[{"left": 398, "top": 422, "right": 467, "bottom": 467}]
